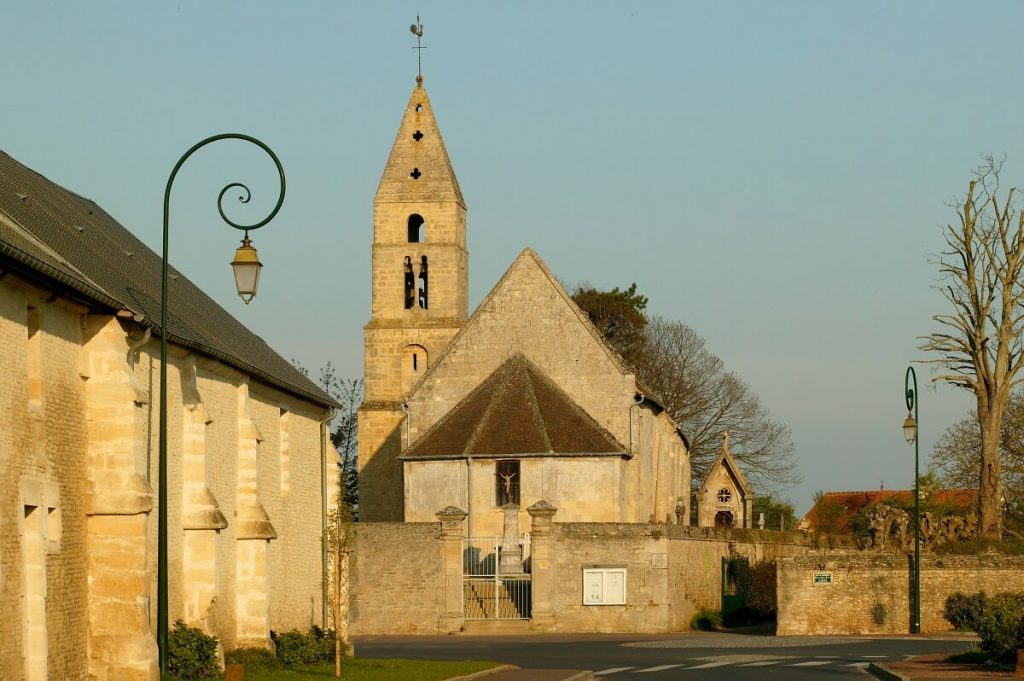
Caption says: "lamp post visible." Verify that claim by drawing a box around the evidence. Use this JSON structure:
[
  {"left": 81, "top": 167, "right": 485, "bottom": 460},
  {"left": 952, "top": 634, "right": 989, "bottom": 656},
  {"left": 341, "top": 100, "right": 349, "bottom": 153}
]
[
  {"left": 903, "top": 366, "right": 921, "bottom": 634},
  {"left": 159, "top": 134, "right": 285, "bottom": 677}
]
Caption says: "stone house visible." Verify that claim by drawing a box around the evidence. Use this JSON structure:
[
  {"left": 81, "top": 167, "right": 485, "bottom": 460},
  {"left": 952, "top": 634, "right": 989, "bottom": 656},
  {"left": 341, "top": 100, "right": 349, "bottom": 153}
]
[
  {"left": 695, "top": 434, "right": 753, "bottom": 529},
  {"left": 357, "top": 76, "right": 690, "bottom": 533},
  {"left": 0, "top": 149, "right": 338, "bottom": 680}
]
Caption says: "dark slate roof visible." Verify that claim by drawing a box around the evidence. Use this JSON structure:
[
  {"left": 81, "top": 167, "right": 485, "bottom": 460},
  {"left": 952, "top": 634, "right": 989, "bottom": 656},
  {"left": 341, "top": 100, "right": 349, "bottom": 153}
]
[
  {"left": 0, "top": 150, "right": 336, "bottom": 409},
  {"left": 402, "top": 353, "right": 626, "bottom": 459}
]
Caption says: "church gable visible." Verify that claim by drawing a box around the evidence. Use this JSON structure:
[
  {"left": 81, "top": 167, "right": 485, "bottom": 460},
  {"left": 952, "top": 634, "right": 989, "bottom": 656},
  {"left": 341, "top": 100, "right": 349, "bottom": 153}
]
[{"left": 406, "top": 248, "right": 637, "bottom": 446}]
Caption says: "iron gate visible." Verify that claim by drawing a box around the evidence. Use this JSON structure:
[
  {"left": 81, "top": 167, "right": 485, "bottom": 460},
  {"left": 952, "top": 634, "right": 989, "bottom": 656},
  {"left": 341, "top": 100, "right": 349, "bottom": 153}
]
[{"left": 462, "top": 536, "right": 531, "bottom": 620}]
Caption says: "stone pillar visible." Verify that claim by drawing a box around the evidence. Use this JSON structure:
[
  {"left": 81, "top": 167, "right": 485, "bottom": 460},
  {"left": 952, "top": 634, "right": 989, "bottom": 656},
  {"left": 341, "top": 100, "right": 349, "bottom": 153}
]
[
  {"left": 436, "top": 506, "right": 467, "bottom": 633},
  {"left": 527, "top": 500, "right": 557, "bottom": 631},
  {"left": 82, "top": 317, "right": 157, "bottom": 681},
  {"left": 499, "top": 503, "right": 523, "bottom": 575}
]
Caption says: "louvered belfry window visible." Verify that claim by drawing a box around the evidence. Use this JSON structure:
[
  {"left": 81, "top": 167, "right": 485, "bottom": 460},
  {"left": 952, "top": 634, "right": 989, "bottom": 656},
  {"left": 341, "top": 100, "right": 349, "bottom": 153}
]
[{"left": 495, "top": 460, "right": 520, "bottom": 506}]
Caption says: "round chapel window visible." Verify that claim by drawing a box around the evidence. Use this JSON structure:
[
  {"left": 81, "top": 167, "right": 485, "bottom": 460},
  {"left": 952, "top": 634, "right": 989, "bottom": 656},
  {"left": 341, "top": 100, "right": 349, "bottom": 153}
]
[{"left": 717, "top": 487, "right": 732, "bottom": 504}]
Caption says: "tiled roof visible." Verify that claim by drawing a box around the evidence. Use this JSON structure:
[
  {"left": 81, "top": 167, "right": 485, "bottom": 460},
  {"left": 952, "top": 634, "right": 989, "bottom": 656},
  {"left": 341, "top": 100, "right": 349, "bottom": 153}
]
[
  {"left": 402, "top": 353, "right": 626, "bottom": 459},
  {"left": 799, "top": 488, "right": 977, "bottom": 533},
  {"left": 0, "top": 149, "right": 336, "bottom": 408}
]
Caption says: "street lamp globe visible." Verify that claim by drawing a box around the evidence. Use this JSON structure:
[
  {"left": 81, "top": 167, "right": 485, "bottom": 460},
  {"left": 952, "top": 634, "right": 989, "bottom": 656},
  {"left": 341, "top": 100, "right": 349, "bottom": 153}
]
[
  {"left": 231, "top": 234, "right": 263, "bottom": 304},
  {"left": 903, "top": 413, "right": 918, "bottom": 445}
]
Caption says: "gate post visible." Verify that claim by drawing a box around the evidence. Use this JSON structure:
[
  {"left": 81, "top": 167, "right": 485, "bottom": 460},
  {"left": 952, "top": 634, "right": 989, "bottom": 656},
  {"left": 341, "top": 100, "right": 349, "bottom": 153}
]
[
  {"left": 436, "top": 506, "right": 467, "bottom": 633},
  {"left": 527, "top": 500, "right": 558, "bottom": 631}
]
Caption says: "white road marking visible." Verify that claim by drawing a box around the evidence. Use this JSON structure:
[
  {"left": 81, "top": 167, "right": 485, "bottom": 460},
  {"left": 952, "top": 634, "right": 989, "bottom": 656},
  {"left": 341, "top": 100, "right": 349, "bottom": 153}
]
[
  {"left": 861, "top": 655, "right": 889, "bottom": 658},
  {"left": 846, "top": 662, "right": 869, "bottom": 668},
  {"left": 595, "top": 668, "right": 634, "bottom": 676},
  {"left": 635, "top": 664, "right": 683, "bottom": 673},
  {"left": 789, "top": 660, "right": 832, "bottom": 666},
  {"left": 738, "top": 660, "right": 783, "bottom": 666},
  {"left": 686, "top": 661, "right": 732, "bottom": 669}
]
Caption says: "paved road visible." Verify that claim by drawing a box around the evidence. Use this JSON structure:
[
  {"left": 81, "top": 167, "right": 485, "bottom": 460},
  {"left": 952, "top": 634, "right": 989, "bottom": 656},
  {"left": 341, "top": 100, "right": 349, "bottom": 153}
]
[{"left": 354, "top": 631, "right": 976, "bottom": 680}]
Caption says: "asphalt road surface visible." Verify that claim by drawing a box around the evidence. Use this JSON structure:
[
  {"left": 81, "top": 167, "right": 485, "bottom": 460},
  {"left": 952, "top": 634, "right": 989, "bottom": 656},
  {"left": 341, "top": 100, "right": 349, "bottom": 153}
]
[{"left": 354, "top": 630, "right": 976, "bottom": 679}]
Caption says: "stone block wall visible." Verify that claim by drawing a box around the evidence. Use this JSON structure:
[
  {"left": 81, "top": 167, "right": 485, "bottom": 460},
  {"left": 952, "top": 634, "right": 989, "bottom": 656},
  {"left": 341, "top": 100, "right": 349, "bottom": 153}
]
[
  {"left": 348, "top": 517, "right": 811, "bottom": 635},
  {"left": 348, "top": 523, "right": 445, "bottom": 634},
  {"left": 0, "top": 270, "right": 332, "bottom": 680},
  {"left": 777, "top": 552, "right": 1024, "bottom": 635}
]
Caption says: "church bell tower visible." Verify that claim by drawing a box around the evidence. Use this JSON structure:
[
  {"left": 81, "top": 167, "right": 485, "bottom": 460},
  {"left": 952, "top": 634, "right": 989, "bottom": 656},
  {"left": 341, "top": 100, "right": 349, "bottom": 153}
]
[{"left": 357, "top": 74, "right": 468, "bottom": 521}]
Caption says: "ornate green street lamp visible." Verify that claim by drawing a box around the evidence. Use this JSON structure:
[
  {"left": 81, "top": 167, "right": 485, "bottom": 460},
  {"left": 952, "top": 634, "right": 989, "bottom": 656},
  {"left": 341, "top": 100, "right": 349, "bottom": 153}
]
[
  {"left": 903, "top": 366, "right": 921, "bottom": 634},
  {"left": 159, "top": 134, "right": 285, "bottom": 676}
]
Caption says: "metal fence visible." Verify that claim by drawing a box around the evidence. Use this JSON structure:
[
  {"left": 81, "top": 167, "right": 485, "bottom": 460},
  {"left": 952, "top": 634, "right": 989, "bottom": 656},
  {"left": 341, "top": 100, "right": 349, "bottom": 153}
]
[{"left": 462, "top": 536, "right": 531, "bottom": 620}]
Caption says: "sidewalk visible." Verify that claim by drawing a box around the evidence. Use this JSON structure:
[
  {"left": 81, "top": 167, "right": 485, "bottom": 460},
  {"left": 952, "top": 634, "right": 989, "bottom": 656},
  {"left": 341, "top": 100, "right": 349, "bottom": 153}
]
[{"left": 870, "top": 653, "right": 1015, "bottom": 680}]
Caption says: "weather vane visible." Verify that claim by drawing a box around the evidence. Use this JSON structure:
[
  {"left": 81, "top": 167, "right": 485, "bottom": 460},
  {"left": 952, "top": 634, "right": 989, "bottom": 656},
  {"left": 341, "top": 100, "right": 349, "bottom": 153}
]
[{"left": 410, "top": 15, "right": 425, "bottom": 80}]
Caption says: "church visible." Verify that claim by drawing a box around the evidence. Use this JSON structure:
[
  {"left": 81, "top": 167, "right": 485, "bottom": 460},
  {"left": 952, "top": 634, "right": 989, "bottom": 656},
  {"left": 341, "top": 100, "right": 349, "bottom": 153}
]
[{"left": 357, "top": 75, "right": 692, "bottom": 534}]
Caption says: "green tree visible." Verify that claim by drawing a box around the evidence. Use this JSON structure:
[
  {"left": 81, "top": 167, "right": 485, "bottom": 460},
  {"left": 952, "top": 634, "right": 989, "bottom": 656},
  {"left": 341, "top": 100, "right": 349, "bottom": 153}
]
[
  {"left": 752, "top": 494, "right": 796, "bottom": 531},
  {"left": 572, "top": 282, "right": 649, "bottom": 366},
  {"left": 920, "top": 157, "right": 1024, "bottom": 538}
]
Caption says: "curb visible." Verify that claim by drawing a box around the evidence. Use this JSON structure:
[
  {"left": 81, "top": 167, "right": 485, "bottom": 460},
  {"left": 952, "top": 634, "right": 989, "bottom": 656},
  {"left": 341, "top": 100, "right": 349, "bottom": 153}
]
[
  {"left": 867, "top": 662, "right": 911, "bottom": 681},
  {"left": 443, "top": 664, "right": 519, "bottom": 681}
]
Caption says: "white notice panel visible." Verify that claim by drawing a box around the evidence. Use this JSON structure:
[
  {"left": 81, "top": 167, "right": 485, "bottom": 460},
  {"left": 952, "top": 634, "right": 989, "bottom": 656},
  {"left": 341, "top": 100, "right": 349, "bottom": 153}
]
[{"left": 582, "top": 567, "right": 627, "bottom": 605}]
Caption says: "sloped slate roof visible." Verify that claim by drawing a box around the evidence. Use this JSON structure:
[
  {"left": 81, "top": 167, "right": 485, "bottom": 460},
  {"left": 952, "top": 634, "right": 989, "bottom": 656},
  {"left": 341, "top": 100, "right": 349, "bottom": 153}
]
[
  {"left": 0, "top": 149, "right": 336, "bottom": 408},
  {"left": 402, "top": 353, "right": 626, "bottom": 459}
]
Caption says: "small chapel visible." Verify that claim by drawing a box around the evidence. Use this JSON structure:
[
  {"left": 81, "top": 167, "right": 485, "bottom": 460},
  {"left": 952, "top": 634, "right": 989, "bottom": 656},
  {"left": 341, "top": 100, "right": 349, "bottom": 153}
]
[{"left": 357, "top": 75, "right": 693, "bottom": 534}]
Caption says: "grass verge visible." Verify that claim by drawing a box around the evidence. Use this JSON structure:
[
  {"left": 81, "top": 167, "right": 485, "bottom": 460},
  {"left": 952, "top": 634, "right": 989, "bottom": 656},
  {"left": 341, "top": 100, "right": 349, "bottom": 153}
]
[{"left": 239, "top": 658, "right": 500, "bottom": 681}]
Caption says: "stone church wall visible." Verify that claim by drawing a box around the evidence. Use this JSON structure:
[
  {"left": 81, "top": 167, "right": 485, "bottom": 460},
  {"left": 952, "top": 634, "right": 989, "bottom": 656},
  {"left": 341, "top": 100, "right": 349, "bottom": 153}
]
[{"left": 777, "top": 552, "right": 1024, "bottom": 635}]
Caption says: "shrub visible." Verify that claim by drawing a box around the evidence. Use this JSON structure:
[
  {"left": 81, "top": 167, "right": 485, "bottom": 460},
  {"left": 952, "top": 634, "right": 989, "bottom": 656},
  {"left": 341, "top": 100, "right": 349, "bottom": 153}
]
[
  {"left": 690, "top": 608, "right": 722, "bottom": 631},
  {"left": 974, "top": 593, "right": 1024, "bottom": 662},
  {"left": 168, "top": 620, "right": 219, "bottom": 680},
  {"left": 944, "top": 592, "right": 986, "bottom": 631},
  {"left": 225, "top": 647, "right": 283, "bottom": 671},
  {"left": 271, "top": 626, "right": 336, "bottom": 666}
]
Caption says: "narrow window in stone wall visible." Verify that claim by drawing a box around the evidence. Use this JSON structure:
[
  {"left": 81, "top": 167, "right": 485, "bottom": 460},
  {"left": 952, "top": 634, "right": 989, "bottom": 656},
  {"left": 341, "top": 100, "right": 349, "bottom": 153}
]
[
  {"left": 403, "top": 256, "right": 415, "bottom": 310},
  {"left": 22, "top": 504, "right": 47, "bottom": 681},
  {"left": 401, "top": 344, "right": 428, "bottom": 395},
  {"left": 418, "top": 256, "right": 429, "bottom": 309},
  {"left": 26, "top": 305, "right": 42, "bottom": 408},
  {"left": 407, "top": 213, "right": 424, "bottom": 243},
  {"left": 495, "top": 460, "right": 520, "bottom": 506},
  {"left": 279, "top": 410, "right": 291, "bottom": 497}
]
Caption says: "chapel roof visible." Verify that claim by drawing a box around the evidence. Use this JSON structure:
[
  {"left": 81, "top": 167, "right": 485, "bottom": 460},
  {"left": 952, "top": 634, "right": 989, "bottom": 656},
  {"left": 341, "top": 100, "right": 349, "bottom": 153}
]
[
  {"left": 698, "top": 434, "right": 754, "bottom": 497},
  {"left": 375, "top": 79, "right": 465, "bottom": 207},
  {"left": 0, "top": 149, "right": 336, "bottom": 408},
  {"left": 401, "top": 352, "right": 626, "bottom": 459}
]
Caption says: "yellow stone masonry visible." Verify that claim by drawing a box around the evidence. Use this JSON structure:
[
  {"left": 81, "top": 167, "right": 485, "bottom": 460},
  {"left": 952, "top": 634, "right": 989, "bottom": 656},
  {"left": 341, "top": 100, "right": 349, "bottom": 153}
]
[{"left": 0, "top": 269, "right": 333, "bottom": 680}]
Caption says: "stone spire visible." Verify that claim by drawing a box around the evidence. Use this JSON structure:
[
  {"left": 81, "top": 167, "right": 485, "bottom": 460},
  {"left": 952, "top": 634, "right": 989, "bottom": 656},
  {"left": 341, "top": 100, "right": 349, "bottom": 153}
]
[{"left": 375, "top": 80, "right": 465, "bottom": 207}]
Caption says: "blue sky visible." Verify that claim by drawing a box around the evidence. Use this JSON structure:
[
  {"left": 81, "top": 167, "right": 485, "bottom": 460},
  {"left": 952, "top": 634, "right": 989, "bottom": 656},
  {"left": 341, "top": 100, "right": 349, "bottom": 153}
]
[{"left": 4, "top": 2, "right": 1023, "bottom": 514}]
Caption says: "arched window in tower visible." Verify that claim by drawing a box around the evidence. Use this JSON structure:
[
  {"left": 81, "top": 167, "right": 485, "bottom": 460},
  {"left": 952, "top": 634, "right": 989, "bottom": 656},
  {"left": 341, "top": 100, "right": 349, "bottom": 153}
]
[
  {"left": 403, "top": 256, "right": 415, "bottom": 310},
  {"left": 407, "top": 214, "right": 424, "bottom": 243},
  {"left": 401, "top": 344, "right": 428, "bottom": 395},
  {"left": 418, "top": 255, "right": 429, "bottom": 309}
]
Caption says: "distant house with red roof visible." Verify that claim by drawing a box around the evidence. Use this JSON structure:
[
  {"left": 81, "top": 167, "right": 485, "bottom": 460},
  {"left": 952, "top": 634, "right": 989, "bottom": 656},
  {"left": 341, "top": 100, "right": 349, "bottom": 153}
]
[{"left": 798, "top": 488, "right": 976, "bottom": 533}]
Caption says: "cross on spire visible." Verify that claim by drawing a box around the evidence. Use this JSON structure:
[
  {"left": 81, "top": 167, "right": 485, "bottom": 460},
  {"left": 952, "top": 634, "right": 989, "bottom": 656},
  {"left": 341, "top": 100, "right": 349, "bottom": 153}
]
[{"left": 409, "top": 15, "right": 426, "bottom": 82}]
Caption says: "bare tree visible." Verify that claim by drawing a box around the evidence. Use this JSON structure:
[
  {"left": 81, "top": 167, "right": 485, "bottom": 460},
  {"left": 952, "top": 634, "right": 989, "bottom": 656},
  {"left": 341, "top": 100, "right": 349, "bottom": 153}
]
[
  {"left": 932, "top": 391, "right": 1024, "bottom": 530},
  {"left": 921, "top": 157, "right": 1024, "bottom": 538},
  {"left": 637, "top": 317, "right": 798, "bottom": 492}
]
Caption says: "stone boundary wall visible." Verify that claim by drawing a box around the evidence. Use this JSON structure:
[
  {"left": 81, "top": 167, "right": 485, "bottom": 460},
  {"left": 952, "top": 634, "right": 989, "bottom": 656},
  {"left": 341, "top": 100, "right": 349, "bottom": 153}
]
[
  {"left": 777, "top": 552, "right": 1024, "bottom": 635},
  {"left": 348, "top": 523, "right": 445, "bottom": 634},
  {"left": 348, "top": 518, "right": 812, "bottom": 634},
  {"left": 549, "top": 523, "right": 810, "bottom": 633}
]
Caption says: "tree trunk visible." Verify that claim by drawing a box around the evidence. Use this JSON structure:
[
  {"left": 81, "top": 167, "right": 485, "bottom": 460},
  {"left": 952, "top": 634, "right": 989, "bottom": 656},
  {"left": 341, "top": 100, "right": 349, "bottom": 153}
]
[{"left": 979, "top": 405, "right": 1005, "bottom": 538}]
